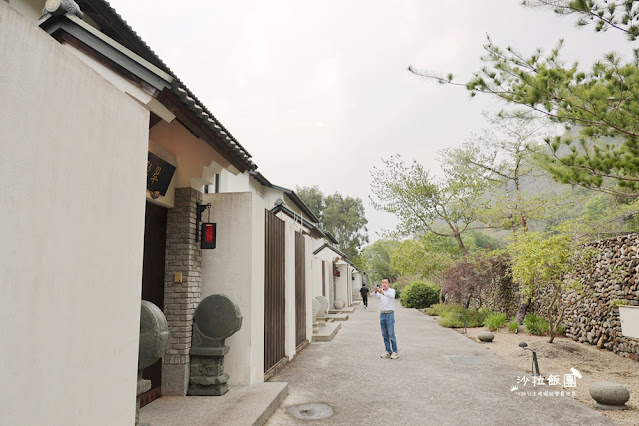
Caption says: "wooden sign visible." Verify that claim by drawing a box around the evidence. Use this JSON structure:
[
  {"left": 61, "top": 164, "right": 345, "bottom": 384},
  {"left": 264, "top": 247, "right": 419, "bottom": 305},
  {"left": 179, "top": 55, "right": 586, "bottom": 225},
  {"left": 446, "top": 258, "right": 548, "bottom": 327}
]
[{"left": 147, "top": 152, "right": 176, "bottom": 196}]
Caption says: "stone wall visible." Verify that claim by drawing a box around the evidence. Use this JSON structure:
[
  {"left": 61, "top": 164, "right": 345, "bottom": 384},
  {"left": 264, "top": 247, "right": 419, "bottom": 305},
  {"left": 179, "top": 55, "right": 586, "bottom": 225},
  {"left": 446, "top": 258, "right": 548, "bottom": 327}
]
[
  {"left": 162, "top": 187, "right": 203, "bottom": 395},
  {"left": 551, "top": 234, "right": 639, "bottom": 361}
]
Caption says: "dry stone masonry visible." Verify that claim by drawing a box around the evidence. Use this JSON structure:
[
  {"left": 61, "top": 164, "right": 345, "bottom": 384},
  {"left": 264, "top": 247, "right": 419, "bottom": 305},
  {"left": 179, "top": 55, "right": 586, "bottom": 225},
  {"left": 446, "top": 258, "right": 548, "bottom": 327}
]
[{"left": 541, "top": 233, "right": 639, "bottom": 361}]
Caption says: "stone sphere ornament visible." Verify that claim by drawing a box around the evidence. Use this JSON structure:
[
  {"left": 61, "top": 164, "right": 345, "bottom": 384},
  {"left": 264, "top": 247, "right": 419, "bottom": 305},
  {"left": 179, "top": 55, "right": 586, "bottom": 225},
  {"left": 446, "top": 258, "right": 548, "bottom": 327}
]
[
  {"left": 188, "top": 294, "right": 243, "bottom": 396},
  {"left": 334, "top": 299, "right": 345, "bottom": 309},
  {"left": 312, "top": 298, "right": 321, "bottom": 321},
  {"left": 138, "top": 300, "right": 170, "bottom": 372},
  {"left": 590, "top": 382, "right": 630, "bottom": 410},
  {"left": 315, "top": 296, "right": 328, "bottom": 316},
  {"left": 478, "top": 332, "right": 495, "bottom": 342}
]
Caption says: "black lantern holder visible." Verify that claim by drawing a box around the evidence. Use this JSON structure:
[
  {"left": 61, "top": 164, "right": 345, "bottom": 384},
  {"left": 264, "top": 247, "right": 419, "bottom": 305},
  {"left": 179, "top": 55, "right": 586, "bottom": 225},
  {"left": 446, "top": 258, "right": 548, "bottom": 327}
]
[
  {"left": 196, "top": 203, "right": 216, "bottom": 249},
  {"left": 519, "top": 341, "right": 541, "bottom": 377}
]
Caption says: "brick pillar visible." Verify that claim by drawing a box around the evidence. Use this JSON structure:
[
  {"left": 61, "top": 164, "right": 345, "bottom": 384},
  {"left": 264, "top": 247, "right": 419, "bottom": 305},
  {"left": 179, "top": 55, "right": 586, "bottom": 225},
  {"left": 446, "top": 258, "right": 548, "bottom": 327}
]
[{"left": 162, "top": 188, "right": 203, "bottom": 396}]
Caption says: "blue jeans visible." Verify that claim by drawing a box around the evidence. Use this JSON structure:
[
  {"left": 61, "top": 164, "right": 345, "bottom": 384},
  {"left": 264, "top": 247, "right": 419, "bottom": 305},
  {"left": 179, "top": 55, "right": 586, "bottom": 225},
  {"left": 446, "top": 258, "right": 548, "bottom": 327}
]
[{"left": 380, "top": 311, "right": 398, "bottom": 353}]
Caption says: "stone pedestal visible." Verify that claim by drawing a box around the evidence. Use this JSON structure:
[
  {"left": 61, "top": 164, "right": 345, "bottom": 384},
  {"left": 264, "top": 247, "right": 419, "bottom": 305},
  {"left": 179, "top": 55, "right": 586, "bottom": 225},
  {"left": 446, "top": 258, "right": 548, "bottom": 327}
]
[
  {"left": 590, "top": 382, "right": 630, "bottom": 410},
  {"left": 187, "top": 294, "right": 242, "bottom": 396},
  {"left": 137, "top": 301, "right": 170, "bottom": 425},
  {"left": 315, "top": 296, "right": 329, "bottom": 325}
]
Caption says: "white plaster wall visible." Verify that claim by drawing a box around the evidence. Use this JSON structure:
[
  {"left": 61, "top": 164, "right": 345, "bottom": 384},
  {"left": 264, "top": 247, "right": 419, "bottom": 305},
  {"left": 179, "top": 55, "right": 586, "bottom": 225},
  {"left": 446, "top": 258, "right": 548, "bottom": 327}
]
[
  {"left": 0, "top": 4, "right": 149, "bottom": 424},
  {"left": 284, "top": 223, "right": 297, "bottom": 359},
  {"left": 304, "top": 235, "right": 313, "bottom": 342},
  {"left": 200, "top": 192, "right": 265, "bottom": 385},
  {"left": 311, "top": 258, "right": 323, "bottom": 298},
  {"left": 8, "top": 0, "right": 41, "bottom": 21},
  {"left": 335, "top": 264, "right": 348, "bottom": 306},
  {"left": 220, "top": 169, "right": 250, "bottom": 193}
]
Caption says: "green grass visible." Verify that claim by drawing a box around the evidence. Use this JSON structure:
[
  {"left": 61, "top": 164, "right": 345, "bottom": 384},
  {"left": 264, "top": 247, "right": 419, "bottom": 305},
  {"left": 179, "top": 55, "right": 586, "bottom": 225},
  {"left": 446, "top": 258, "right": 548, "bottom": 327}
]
[
  {"left": 524, "top": 313, "right": 549, "bottom": 336},
  {"left": 507, "top": 320, "right": 520, "bottom": 333},
  {"left": 484, "top": 313, "right": 507, "bottom": 331}
]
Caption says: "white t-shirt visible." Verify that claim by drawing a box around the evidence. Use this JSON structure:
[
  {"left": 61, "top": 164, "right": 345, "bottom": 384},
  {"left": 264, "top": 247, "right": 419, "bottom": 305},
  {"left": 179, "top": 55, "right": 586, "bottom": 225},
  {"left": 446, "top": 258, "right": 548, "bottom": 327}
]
[{"left": 374, "top": 287, "right": 395, "bottom": 311}]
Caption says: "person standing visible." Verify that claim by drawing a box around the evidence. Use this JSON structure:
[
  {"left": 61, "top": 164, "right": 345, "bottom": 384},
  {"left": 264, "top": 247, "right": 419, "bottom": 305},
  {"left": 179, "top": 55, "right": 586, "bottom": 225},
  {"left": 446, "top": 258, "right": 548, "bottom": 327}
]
[
  {"left": 359, "top": 283, "right": 369, "bottom": 309},
  {"left": 373, "top": 278, "right": 398, "bottom": 359}
]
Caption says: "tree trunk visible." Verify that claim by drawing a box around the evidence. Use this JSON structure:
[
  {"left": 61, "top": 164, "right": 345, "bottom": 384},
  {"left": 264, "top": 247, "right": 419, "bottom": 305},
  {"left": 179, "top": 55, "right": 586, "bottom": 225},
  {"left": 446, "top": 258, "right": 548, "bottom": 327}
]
[
  {"left": 454, "top": 233, "right": 469, "bottom": 256},
  {"left": 462, "top": 294, "right": 471, "bottom": 309},
  {"left": 515, "top": 297, "right": 531, "bottom": 324}
]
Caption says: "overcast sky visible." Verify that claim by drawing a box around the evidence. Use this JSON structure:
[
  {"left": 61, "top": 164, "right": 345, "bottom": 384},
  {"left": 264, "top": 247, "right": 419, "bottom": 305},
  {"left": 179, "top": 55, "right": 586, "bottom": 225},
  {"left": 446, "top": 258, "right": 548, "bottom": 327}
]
[{"left": 107, "top": 0, "right": 630, "bottom": 242}]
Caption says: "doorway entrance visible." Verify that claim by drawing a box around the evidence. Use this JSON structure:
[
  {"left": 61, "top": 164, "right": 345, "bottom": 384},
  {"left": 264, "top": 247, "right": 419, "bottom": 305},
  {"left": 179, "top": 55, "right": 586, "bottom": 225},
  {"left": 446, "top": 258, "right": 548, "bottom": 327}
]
[{"left": 140, "top": 201, "right": 167, "bottom": 406}]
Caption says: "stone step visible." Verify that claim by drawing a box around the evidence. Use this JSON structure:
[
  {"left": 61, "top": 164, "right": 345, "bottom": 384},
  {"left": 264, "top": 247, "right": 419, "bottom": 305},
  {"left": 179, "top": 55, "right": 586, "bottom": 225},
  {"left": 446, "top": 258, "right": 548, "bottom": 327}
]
[
  {"left": 139, "top": 382, "right": 288, "bottom": 426},
  {"left": 323, "top": 313, "right": 349, "bottom": 321},
  {"left": 312, "top": 322, "right": 341, "bottom": 342}
]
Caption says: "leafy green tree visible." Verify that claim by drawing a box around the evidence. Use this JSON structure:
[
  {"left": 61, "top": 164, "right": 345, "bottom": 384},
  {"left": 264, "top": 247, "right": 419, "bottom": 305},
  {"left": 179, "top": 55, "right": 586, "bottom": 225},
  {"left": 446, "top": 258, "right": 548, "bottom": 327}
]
[
  {"left": 370, "top": 155, "right": 486, "bottom": 255},
  {"left": 297, "top": 186, "right": 369, "bottom": 259},
  {"left": 409, "top": 4, "right": 639, "bottom": 197},
  {"left": 441, "top": 114, "right": 559, "bottom": 233},
  {"left": 390, "top": 239, "right": 451, "bottom": 279},
  {"left": 508, "top": 229, "right": 593, "bottom": 343},
  {"left": 296, "top": 186, "right": 325, "bottom": 221},
  {"left": 359, "top": 239, "right": 400, "bottom": 283}
]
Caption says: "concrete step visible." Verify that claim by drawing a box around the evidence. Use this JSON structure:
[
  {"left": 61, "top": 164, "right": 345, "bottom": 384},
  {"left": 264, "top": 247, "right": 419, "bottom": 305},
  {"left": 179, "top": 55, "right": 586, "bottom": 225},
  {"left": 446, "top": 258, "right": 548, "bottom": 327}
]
[
  {"left": 312, "top": 322, "right": 341, "bottom": 342},
  {"left": 139, "top": 382, "right": 288, "bottom": 426},
  {"left": 324, "top": 313, "right": 349, "bottom": 321}
]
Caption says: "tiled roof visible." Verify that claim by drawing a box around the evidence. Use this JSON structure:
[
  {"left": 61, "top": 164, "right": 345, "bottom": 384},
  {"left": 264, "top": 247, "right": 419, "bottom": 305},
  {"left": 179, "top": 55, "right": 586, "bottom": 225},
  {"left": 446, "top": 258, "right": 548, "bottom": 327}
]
[{"left": 77, "top": 0, "right": 256, "bottom": 171}]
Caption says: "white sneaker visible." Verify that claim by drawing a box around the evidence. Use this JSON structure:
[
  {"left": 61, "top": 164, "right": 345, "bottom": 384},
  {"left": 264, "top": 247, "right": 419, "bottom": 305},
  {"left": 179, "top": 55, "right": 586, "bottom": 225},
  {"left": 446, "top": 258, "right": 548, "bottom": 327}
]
[
  {"left": 380, "top": 352, "right": 391, "bottom": 359},
  {"left": 390, "top": 352, "right": 399, "bottom": 360}
]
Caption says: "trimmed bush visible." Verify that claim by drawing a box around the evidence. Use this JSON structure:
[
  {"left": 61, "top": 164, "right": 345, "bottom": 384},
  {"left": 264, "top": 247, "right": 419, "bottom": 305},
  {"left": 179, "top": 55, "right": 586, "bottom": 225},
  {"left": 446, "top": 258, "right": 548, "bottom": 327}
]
[
  {"left": 485, "top": 313, "right": 507, "bottom": 331},
  {"left": 524, "top": 313, "right": 549, "bottom": 336},
  {"left": 438, "top": 307, "right": 486, "bottom": 328},
  {"left": 425, "top": 303, "right": 462, "bottom": 316},
  {"left": 507, "top": 320, "right": 519, "bottom": 333},
  {"left": 400, "top": 281, "right": 440, "bottom": 309}
]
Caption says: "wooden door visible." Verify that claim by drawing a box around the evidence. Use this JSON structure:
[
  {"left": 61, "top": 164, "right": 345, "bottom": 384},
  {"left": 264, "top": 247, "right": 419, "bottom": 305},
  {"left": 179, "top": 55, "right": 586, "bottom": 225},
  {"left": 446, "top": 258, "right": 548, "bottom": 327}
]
[
  {"left": 140, "top": 201, "right": 167, "bottom": 406},
  {"left": 264, "top": 210, "right": 285, "bottom": 374}
]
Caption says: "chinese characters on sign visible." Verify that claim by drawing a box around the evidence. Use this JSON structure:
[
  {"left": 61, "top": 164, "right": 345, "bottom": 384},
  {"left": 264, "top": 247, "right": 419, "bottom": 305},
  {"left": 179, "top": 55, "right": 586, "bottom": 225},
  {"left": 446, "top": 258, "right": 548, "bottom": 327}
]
[{"left": 147, "top": 152, "right": 176, "bottom": 196}]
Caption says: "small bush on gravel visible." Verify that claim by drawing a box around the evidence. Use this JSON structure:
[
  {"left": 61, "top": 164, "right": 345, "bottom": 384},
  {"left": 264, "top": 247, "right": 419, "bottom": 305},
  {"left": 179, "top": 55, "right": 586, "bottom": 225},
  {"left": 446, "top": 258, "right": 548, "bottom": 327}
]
[
  {"left": 485, "top": 313, "right": 507, "bottom": 331},
  {"left": 524, "top": 313, "right": 549, "bottom": 336},
  {"left": 438, "top": 307, "right": 486, "bottom": 328},
  {"left": 400, "top": 281, "right": 440, "bottom": 309},
  {"left": 507, "top": 320, "right": 520, "bottom": 333},
  {"left": 425, "top": 303, "right": 462, "bottom": 316}
]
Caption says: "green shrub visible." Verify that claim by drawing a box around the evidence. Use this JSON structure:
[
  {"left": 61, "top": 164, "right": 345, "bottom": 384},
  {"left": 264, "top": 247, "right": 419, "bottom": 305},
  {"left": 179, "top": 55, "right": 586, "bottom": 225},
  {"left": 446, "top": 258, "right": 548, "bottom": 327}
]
[
  {"left": 400, "top": 281, "right": 440, "bottom": 309},
  {"left": 507, "top": 320, "right": 519, "bottom": 333},
  {"left": 557, "top": 323, "right": 566, "bottom": 334},
  {"left": 438, "top": 307, "right": 486, "bottom": 328},
  {"left": 425, "top": 303, "right": 462, "bottom": 316},
  {"left": 524, "top": 313, "right": 549, "bottom": 336},
  {"left": 479, "top": 308, "right": 495, "bottom": 317},
  {"left": 484, "top": 313, "right": 507, "bottom": 331},
  {"left": 438, "top": 312, "right": 465, "bottom": 328}
]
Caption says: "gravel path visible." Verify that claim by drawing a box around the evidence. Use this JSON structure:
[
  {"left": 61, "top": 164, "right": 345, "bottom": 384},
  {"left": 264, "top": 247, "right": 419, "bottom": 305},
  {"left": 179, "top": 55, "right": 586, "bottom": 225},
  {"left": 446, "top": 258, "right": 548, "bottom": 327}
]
[{"left": 462, "top": 324, "right": 639, "bottom": 426}]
